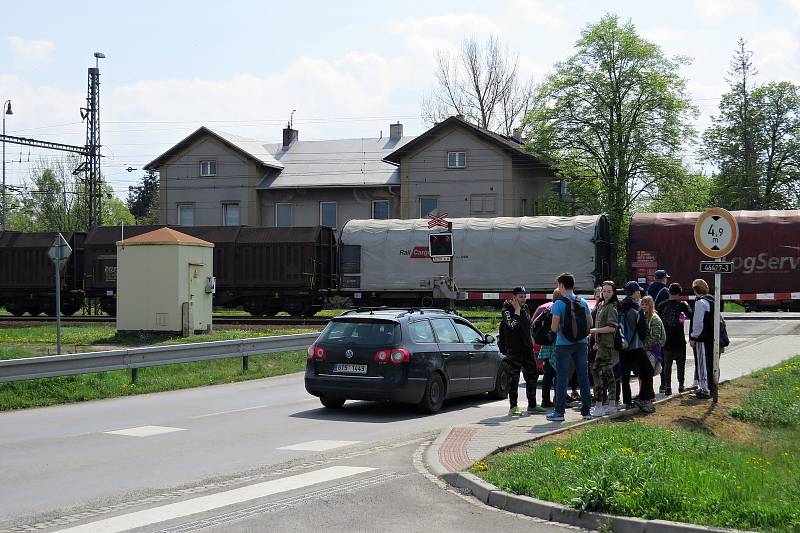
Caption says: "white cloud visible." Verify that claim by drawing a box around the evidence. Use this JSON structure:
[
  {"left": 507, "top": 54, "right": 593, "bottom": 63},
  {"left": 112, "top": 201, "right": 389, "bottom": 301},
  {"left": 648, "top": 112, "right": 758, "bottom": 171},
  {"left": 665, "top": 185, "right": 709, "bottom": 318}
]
[
  {"left": 692, "top": 0, "right": 759, "bottom": 21},
  {"left": 506, "top": 0, "right": 568, "bottom": 30},
  {"left": 6, "top": 36, "right": 55, "bottom": 63},
  {"left": 750, "top": 29, "right": 800, "bottom": 81}
]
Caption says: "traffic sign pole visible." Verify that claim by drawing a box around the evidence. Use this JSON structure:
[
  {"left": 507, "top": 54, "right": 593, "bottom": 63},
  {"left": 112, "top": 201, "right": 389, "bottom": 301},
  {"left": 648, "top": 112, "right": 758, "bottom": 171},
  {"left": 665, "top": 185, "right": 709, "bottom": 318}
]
[
  {"left": 448, "top": 221, "right": 455, "bottom": 310},
  {"left": 55, "top": 233, "right": 62, "bottom": 355},
  {"left": 694, "top": 208, "right": 738, "bottom": 404},
  {"left": 712, "top": 257, "right": 722, "bottom": 403}
]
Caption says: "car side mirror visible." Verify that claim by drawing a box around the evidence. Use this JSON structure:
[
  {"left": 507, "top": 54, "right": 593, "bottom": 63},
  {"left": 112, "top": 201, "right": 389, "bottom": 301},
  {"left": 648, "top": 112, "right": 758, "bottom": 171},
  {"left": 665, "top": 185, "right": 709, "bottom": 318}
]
[{"left": 484, "top": 334, "right": 496, "bottom": 344}]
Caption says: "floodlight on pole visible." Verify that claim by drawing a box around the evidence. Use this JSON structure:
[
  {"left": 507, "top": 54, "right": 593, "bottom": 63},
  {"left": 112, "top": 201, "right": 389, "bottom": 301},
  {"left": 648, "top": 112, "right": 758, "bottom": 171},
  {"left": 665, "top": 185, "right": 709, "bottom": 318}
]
[{"left": 2, "top": 98, "right": 12, "bottom": 230}]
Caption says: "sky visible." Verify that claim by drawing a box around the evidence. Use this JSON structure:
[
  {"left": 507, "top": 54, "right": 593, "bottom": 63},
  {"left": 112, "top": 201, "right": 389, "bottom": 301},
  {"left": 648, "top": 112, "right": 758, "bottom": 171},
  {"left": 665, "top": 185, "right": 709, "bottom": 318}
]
[{"left": 2, "top": 0, "right": 799, "bottom": 201}]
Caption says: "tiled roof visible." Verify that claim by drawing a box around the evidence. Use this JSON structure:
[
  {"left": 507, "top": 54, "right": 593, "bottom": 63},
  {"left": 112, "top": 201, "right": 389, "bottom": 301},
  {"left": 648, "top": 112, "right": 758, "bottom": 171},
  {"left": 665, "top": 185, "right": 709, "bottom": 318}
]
[
  {"left": 257, "top": 136, "right": 414, "bottom": 189},
  {"left": 117, "top": 227, "right": 213, "bottom": 247}
]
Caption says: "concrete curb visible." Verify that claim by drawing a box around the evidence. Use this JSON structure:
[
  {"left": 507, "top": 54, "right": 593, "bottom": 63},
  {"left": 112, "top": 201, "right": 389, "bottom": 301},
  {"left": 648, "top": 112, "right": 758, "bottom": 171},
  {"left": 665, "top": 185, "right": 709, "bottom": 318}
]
[{"left": 427, "top": 386, "right": 754, "bottom": 533}]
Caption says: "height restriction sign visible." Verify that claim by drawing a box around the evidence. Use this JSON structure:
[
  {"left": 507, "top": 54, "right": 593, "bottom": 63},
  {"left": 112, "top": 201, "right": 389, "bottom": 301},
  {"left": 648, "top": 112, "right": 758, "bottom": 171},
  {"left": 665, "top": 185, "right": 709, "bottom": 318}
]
[{"left": 694, "top": 208, "right": 738, "bottom": 258}]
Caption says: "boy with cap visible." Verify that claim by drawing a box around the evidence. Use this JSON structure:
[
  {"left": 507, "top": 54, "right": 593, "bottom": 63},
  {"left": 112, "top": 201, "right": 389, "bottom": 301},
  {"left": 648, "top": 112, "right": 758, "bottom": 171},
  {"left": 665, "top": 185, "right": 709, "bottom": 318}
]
[
  {"left": 500, "top": 286, "right": 541, "bottom": 416},
  {"left": 619, "top": 280, "right": 656, "bottom": 412},
  {"left": 648, "top": 269, "right": 670, "bottom": 309}
]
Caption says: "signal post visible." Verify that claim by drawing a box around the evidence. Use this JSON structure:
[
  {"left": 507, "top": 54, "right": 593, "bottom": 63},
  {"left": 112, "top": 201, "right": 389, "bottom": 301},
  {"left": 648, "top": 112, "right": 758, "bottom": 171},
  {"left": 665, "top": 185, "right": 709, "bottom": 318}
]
[{"left": 427, "top": 213, "right": 457, "bottom": 309}]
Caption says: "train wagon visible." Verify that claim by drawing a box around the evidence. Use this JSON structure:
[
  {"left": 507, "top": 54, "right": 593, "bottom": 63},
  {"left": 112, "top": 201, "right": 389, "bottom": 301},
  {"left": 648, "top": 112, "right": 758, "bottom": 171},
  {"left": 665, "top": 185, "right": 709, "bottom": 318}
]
[
  {"left": 83, "top": 225, "right": 336, "bottom": 316},
  {"left": 627, "top": 210, "right": 800, "bottom": 311},
  {"left": 0, "top": 230, "right": 85, "bottom": 316},
  {"left": 338, "top": 215, "right": 613, "bottom": 307}
]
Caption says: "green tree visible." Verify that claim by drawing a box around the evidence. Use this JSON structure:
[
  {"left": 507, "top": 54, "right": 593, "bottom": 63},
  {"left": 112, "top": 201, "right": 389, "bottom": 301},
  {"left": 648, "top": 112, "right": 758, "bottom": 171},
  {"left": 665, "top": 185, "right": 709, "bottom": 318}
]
[
  {"left": 644, "top": 173, "right": 712, "bottom": 213},
  {"left": 703, "top": 41, "right": 800, "bottom": 209},
  {"left": 126, "top": 170, "right": 159, "bottom": 222},
  {"left": 524, "top": 14, "right": 697, "bottom": 272},
  {"left": 6, "top": 157, "right": 134, "bottom": 230}
]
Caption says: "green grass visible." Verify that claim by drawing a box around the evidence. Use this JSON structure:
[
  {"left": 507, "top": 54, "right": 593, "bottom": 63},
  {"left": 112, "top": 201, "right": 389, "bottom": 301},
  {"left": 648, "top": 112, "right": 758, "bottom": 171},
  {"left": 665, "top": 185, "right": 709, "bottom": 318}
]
[
  {"left": 731, "top": 357, "right": 800, "bottom": 427},
  {"left": 0, "top": 350, "right": 308, "bottom": 411},
  {"left": 0, "top": 325, "right": 317, "bottom": 360},
  {"left": 473, "top": 356, "right": 800, "bottom": 533}
]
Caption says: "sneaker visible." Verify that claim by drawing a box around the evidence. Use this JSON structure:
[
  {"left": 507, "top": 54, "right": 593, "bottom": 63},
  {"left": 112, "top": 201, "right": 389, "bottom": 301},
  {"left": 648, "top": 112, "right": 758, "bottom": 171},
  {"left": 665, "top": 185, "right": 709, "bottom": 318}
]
[
  {"left": 678, "top": 386, "right": 685, "bottom": 393},
  {"left": 641, "top": 402, "right": 656, "bottom": 413},
  {"left": 632, "top": 398, "right": 646, "bottom": 410},
  {"left": 664, "top": 388, "right": 673, "bottom": 396},
  {"left": 695, "top": 390, "right": 711, "bottom": 400},
  {"left": 589, "top": 406, "right": 607, "bottom": 418},
  {"left": 582, "top": 414, "right": 594, "bottom": 420},
  {"left": 658, "top": 385, "right": 667, "bottom": 394},
  {"left": 527, "top": 405, "right": 547, "bottom": 414},
  {"left": 509, "top": 406, "right": 522, "bottom": 416},
  {"left": 545, "top": 411, "right": 565, "bottom": 422}
]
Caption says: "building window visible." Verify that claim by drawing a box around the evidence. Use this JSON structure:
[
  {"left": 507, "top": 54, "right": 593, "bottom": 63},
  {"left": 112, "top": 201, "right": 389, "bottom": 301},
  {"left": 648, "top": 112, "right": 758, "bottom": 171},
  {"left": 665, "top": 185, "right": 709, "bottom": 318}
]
[
  {"left": 275, "top": 203, "right": 293, "bottom": 227},
  {"left": 419, "top": 197, "right": 439, "bottom": 218},
  {"left": 177, "top": 204, "right": 194, "bottom": 226},
  {"left": 447, "top": 151, "right": 466, "bottom": 169},
  {"left": 470, "top": 194, "right": 496, "bottom": 215},
  {"left": 320, "top": 202, "right": 337, "bottom": 228},
  {"left": 200, "top": 160, "right": 217, "bottom": 177},
  {"left": 372, "top": 200, "right": 390, "bottom": 219},
  {"left": 222, "top": 203, "right": 240, "bottom": 226}
]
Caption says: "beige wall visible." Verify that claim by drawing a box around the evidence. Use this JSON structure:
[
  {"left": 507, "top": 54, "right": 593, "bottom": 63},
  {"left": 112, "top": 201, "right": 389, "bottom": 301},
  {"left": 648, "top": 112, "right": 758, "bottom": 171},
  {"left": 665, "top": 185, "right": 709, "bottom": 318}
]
[
  {"left": 258, "top": 187, "right": 399, "bottom": 228},
  {"left": 158, "top": 137, "right": 262, "bottom": 226},
  {"left": 399, "top": 127, "right": 508, "bottom": 219},
  {"left": 116, "top": 243, "right": 213, "bottom": 334}
]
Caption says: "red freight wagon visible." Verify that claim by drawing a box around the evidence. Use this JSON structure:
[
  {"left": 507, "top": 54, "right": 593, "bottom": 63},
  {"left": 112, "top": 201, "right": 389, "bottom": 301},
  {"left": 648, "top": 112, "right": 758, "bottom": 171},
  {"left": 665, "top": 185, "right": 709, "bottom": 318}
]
[{"left": 627, "top": 210, "right": 800, "bottom": 311}]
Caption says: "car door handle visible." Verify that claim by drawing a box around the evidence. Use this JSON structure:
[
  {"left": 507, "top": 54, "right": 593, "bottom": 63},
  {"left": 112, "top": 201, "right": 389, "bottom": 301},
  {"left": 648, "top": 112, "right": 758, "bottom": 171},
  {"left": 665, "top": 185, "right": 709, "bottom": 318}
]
[{"left": 441, "top": 352, "right": 451, "bottom": 356}]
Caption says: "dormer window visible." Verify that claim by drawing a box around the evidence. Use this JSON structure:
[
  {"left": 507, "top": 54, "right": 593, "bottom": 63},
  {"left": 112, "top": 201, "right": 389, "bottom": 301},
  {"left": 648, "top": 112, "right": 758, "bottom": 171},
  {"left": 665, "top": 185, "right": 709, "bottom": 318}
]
[
  {"left": 447, "top": 151, "right": 466, "bottom": 169},
  {"left": 200, "top": 160, "right": 217, "bottom": 177}
]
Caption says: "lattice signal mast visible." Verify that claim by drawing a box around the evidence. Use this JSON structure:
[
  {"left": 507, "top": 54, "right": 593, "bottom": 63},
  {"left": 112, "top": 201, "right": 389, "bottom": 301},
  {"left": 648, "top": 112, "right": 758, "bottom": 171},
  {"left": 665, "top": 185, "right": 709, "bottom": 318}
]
[{"left": 82, "top": 52, "right": 104, "bottom": 228}]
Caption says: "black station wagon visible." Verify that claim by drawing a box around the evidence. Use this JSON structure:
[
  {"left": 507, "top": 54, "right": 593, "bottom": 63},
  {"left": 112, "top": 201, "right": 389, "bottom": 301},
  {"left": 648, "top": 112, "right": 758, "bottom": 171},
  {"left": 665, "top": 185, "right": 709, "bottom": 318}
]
[{"left": 304, "top": 309, "right": 511, "bottom": 413}]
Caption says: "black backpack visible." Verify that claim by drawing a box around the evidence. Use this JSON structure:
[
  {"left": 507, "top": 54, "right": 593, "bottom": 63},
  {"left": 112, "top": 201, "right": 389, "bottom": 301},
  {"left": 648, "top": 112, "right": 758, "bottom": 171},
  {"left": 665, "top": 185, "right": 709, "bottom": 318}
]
[
  {"left": 635, "top": 308, "right": 648, "bottom": 341},
  {"left": 560, "top": 297, "right": 590, "bottom": 342},
  {"left": 532, "top": 309, "right": 555, "bottom": 345},
  {"left": 497, "top": 323, "right": 508, "bottom": 355}
]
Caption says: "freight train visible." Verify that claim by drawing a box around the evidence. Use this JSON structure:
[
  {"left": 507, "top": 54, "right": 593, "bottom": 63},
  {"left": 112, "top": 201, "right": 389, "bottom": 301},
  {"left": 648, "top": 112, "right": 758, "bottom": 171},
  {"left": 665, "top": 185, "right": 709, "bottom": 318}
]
[{"left": 1, "top": 211, "right": 796, "bottom": 316}]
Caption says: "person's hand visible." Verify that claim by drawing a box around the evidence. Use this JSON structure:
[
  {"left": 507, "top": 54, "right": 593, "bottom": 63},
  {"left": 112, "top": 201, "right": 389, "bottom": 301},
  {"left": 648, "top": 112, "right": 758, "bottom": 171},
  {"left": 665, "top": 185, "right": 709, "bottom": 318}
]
[
  {"left": 589, "top": 328, "right": 596, "bottom": 334},
  {"left": 689, "top": 340, "right": 696, "bottom": 348},
  {"left": 512, "top": 299, "right": 521, "bottom": 314}
]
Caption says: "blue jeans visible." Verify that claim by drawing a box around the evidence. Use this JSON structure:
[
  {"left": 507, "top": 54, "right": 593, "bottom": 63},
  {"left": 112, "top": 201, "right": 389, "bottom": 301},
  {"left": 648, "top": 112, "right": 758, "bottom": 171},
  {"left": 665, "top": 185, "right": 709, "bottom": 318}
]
[{"left": 554, "top": 343, "right": 591, "bottom": 416}]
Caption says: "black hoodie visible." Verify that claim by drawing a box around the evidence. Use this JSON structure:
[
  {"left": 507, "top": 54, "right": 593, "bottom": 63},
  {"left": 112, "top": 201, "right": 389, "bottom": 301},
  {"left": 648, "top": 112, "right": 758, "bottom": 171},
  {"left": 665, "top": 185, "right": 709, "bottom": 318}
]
[{"left": 501, "top": 300, "right": 533, "bottom": 355}]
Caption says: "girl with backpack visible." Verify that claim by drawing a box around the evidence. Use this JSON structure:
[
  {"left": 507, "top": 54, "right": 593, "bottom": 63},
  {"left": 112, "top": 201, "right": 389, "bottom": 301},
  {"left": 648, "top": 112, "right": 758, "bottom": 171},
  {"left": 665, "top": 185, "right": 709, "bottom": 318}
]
[
  {"left": 640, "top": 295, "right": 666, "bottom": 412},
  {"left": 532, "top": 288, "right": 562, "bottom": 408},
  {"left": 588, "top": 281, "right": 619, "bottom": 416}
]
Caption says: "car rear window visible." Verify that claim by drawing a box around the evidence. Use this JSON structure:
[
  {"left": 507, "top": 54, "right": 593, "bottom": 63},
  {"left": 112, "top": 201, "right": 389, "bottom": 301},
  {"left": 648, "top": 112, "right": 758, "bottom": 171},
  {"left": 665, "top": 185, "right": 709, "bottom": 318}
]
[{"left": 318, "top": 319, "right": 400, "bottom": 345}]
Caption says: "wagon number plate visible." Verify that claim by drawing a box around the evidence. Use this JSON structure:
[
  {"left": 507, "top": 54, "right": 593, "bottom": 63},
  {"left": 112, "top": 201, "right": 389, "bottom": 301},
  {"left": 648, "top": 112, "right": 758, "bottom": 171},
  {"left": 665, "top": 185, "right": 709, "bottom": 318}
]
[{"left": 333, "top": 363, "right": 367, "bottom": 374}]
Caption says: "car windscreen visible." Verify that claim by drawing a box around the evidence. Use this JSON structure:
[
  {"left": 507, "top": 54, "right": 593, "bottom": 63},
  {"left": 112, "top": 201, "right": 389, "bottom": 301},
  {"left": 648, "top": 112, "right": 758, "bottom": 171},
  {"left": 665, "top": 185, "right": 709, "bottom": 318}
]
[{"left": 317, "top": 319, "right": 401, "bottom": 346}]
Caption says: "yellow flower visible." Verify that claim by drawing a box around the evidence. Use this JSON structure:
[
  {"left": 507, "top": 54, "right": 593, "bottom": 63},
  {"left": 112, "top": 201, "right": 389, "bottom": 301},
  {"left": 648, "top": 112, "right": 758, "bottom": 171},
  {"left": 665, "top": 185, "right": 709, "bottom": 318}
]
[{"left": 474, "top": 461, "right": 489, "bottom": 471}]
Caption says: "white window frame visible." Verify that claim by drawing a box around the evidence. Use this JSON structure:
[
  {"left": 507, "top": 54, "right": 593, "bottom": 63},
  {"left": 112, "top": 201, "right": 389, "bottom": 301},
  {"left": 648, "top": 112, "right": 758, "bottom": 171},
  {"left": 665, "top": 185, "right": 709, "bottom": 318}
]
[
  {"left": 177, "top": 203, "right": 195, "bottom": 226},
  {"left": 200, "top": 160, "right": 217, "bottom": 177},
  {"left": 319, "top": 201, "right": 338, "bottom": 229},
  {"left": 275, "top": 203, "right": 293, "bottom": 227},
  {"left": 371, "top": 200, "right": 390, "bottom": 219},
  {"left": 447, "top": 151, "right": 466, "bottom": 169},
  {"left": 222, "top": 202, "right": 240, "bottom": 226},
  {"left": 419, "top": 197, "right": 439, "bottom": 218}
]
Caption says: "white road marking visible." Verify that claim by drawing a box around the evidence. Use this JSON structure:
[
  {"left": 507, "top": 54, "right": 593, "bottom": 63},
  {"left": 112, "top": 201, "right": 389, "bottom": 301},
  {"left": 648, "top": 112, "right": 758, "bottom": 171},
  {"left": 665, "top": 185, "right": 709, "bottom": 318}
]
[
  {"left": 51, "top": 466, "right": 376, "bottom": 533},
  {"left": 277, "top": 440, "right": 361, "bottom": 451},
  {"left": 104, "top": 426, "right": 186, "bottom": 438},
  {"left": 189, "top": 404, "right": 272, "bottom": 418}
]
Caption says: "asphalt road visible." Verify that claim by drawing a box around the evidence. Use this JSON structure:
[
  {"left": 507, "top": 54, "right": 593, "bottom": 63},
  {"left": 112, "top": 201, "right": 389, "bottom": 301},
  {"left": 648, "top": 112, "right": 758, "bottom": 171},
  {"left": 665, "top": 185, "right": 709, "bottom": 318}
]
[{"left": 0, "top": 319, "right": 795, "bottom": 533}]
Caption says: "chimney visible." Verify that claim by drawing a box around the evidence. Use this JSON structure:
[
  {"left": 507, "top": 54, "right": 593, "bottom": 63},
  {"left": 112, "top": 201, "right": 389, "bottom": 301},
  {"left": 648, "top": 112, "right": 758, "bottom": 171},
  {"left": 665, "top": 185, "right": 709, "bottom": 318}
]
[
  {"left": 512, "top": 127, "right": 522, "bottom": 142},
  {"left": 389, "top": 122, "right": 403, "bottom": 140},
  {"left": 282, "top": 123, "right": 298, "bottom": 148}
]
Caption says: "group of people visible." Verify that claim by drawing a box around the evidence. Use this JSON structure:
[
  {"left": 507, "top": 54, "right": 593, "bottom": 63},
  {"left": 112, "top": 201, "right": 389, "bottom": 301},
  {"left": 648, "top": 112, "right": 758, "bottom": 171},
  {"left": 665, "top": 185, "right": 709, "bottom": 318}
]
[{"left": 499, "top": 269, "right": 723, "bottom": 421}]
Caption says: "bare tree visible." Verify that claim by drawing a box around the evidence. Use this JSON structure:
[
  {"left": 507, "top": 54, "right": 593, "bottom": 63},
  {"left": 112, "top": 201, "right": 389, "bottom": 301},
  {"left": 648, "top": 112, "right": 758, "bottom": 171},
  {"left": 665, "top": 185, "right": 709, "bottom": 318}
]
[{"left": 422, "top": 35, "right": 533, "bottom": 135}]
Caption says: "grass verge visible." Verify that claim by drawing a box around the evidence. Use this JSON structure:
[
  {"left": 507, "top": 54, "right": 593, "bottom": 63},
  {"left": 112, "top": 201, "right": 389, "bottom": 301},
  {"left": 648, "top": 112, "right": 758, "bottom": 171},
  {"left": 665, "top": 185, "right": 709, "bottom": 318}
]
[
  {"left": 472, "top": 356, "right": 800, "bottom": 532},
  {"left": 0, "top": 350, "right": 307, "bottom": 411}
]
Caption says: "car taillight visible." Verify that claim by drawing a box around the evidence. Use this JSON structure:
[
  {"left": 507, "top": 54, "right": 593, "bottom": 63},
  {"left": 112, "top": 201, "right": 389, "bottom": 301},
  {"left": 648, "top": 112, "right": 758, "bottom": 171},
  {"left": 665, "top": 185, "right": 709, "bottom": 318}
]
[
  {"left": 374, "top": 348, "right": 410, "bottom": 364},
  {"left": 307, "top": 345, "right": 326, "bottom": 360}
]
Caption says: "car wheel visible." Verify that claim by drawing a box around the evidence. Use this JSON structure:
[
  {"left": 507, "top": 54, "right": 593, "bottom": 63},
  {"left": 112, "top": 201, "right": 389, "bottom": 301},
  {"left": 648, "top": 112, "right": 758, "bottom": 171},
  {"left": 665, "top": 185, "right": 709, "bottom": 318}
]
[
  {"left": 417, "top": 373, "right": 445, "bottom": 414},
  {"left": 319, "top": 396, "right": 346, "bottom": 409},
  {"left": 489, "top": 363, "right": 511, "bottom": 400}
]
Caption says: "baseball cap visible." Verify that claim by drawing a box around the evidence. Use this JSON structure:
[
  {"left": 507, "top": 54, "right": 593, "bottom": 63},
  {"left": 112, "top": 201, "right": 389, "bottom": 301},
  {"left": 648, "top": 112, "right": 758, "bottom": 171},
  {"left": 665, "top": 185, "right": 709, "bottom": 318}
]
[
  {"left": 512, "top": 286, "right": 527, "bottom": 295},
  {"left": 654, "top": 269, "right": 669, "bottom": 279},
  {"left": 624, "top": 281, "right": 642, "bottom": 295}
]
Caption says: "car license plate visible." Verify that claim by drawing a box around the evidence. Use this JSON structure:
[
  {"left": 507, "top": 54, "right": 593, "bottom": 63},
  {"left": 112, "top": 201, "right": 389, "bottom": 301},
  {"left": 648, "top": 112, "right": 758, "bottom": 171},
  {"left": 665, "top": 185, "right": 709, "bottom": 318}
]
[{"left": 332, "top": 363, "right": 367, "bottom": 374}]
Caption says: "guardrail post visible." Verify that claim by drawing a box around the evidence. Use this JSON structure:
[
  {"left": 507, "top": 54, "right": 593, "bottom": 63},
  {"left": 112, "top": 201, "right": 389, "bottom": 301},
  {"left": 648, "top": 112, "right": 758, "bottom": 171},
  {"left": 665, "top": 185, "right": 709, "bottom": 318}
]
[
  {"left": 130, "top": 367, "right": 138, "bottom": 384},
  {"left": 242, "top": 356, "right": 249, "bottom": 371}
]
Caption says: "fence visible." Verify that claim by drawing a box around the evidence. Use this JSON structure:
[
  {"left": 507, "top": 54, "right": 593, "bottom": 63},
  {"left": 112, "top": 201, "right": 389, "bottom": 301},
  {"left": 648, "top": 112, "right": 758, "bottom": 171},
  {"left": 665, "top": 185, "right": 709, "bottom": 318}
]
[{"left": 0, "top": 333, "right": 320, "bottom": 383}]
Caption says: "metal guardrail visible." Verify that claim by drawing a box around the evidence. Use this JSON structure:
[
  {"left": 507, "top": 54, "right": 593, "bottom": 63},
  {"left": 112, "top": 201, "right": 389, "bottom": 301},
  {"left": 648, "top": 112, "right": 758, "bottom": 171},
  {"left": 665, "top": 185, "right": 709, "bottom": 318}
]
[{"left": 0, "top": 332, "right": 320, "bottom": 383}]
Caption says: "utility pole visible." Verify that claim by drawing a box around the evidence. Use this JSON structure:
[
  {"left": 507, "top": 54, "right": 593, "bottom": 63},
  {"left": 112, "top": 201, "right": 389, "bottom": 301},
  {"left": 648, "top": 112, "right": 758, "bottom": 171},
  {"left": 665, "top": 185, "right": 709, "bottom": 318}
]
[
  {"left": 83, "top": 52, "right": 104, "bottom": 228},
  {"left": 1, "top": 99, "right": 11, "bottom": 229}
]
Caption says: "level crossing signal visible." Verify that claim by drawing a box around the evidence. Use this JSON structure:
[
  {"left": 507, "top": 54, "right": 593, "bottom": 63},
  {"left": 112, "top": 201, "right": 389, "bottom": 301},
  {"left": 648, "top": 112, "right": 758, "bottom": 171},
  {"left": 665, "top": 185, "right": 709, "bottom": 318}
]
[{"left": 429, "top": 233, "right": 453, "bottom": 257}]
